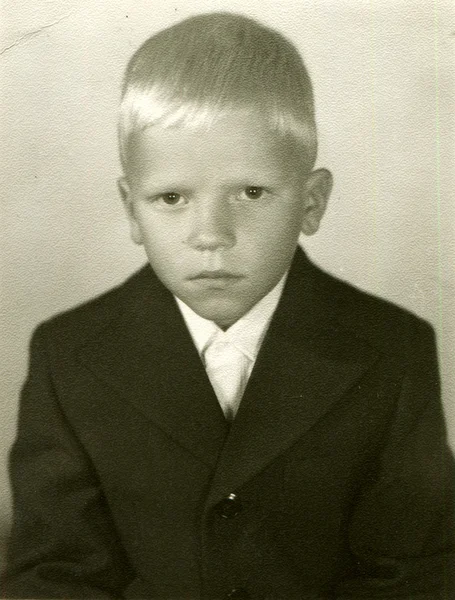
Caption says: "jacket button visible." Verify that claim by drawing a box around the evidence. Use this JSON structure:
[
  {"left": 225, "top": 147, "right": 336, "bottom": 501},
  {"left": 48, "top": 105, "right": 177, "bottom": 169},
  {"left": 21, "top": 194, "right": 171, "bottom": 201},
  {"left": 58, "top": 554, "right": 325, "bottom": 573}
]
[
  {"left": 216, "top": 493, "right": 243, "bottom": 519},
  {"left": 226, "top": 588, "right": 250, "bottom": 599}
]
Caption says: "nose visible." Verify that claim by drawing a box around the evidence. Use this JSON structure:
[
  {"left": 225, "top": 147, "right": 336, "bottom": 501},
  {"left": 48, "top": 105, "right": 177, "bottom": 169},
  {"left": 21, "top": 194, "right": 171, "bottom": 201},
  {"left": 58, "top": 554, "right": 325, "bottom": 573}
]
[{"left": 187, "top": 198, "right": 236, "bottom": 251}]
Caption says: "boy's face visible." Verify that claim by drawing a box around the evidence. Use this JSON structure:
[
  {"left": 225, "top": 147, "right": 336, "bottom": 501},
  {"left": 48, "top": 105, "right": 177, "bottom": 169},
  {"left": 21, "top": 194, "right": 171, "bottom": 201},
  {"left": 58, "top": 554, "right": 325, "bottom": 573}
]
[{"left": 120, "top": 111, "right": 331, "bottom": 328}]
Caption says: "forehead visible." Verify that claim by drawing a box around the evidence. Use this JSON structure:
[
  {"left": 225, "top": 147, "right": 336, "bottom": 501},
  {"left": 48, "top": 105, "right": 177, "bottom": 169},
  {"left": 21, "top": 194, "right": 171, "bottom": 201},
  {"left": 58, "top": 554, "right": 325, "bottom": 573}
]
[{"left": 126, "top": 111, "right": 304, "bottom": 183}]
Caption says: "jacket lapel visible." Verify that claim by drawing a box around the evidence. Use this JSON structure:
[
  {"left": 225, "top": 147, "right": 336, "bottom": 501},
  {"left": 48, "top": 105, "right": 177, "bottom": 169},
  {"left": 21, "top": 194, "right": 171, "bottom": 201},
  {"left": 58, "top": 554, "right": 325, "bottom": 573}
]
[
  {"left": 206, "top": 250, "right": 380, "bottom": 507},
  {"left": 78, "top": 266, "right": 229, "bottom": 469}
]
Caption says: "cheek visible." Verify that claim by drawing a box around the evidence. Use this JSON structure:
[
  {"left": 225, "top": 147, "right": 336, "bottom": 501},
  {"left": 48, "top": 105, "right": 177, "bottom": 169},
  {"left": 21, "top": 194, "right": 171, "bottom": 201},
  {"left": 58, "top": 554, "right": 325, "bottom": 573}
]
[
  {"left": 136, "top": 214, "right": 180, "bottom": 251},
  {"left": 251, "top": 207, "right": 303, "bottom": 247},
  {"left": 143, "top": 235, "right": 181, "bottom": 261}
]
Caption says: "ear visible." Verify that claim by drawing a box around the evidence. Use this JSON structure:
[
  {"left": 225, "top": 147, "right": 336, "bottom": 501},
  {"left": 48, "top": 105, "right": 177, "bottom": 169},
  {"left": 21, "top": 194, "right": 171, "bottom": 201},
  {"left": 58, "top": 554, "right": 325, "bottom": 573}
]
[
  {"left": 117, "top": 177, "right": 143, "bottom": 245},
  {"left": 300, "top": 168, "right": 333, "bottom": 236}
]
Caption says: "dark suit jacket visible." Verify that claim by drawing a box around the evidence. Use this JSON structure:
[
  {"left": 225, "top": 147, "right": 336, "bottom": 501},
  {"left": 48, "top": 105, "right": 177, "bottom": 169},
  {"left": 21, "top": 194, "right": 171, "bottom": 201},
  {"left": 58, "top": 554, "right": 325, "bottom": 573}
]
[{"left": 2, "top": 249, "right": 454, "bottom": 599}]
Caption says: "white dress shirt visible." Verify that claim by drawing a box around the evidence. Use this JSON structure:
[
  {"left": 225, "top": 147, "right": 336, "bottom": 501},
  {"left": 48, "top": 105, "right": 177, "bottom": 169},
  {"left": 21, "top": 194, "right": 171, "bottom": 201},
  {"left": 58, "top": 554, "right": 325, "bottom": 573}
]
[{"left": 175, "top": 273, "right": 287, "bottom": 419}]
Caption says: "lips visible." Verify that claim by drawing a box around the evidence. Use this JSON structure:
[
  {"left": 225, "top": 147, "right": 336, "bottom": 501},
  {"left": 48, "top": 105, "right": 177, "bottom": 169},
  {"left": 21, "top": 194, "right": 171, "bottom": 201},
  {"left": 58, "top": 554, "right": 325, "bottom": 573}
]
[
  {"left": 187, "top": 270, "right": 244, "bottom": 286},
  {"left": 188, "top": 270, "right": 243, "bottom": 280}
]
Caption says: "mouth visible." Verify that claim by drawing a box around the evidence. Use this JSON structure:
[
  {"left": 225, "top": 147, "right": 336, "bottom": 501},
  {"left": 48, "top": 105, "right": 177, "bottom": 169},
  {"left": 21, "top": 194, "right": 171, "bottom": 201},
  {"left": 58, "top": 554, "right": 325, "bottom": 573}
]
[
  {"left": 187, "top": 270, "right": 244, "bottom": 288},
  {"left": 188, "top": 270, "right": 243, "bottom": 281}
]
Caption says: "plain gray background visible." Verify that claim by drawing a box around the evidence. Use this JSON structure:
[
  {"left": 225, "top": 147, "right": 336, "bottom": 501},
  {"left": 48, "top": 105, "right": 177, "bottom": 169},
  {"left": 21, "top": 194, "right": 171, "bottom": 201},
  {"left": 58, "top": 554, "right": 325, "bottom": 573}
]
[{"left": 1, "top": 0, "right": 454, "bottom": 562}]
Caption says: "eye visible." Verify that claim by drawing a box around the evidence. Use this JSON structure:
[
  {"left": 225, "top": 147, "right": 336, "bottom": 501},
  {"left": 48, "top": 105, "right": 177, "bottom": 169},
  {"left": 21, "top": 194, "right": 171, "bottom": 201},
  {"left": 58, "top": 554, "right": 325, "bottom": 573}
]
[
  {"left": 239, "top": 186, "right": 265, "bottom": 201},
  {"left": 160, "top": 192, "right": 183, "bottom": 205},
  {"left": 149, "top": 191, "right": 187, "bottom": 209}
]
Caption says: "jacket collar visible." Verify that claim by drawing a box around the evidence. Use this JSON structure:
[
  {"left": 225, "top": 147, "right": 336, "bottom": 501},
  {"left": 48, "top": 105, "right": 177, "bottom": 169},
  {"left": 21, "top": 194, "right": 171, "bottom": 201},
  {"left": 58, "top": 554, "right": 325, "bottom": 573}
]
[{"left": 78, "top": 249, "right": 379, "bottom": 497}]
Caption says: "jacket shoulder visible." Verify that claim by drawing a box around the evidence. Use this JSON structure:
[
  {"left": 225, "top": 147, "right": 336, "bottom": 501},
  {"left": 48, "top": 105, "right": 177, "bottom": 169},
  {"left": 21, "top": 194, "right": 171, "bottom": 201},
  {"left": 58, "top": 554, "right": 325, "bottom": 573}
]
[
  {"left": 312, "top": 262, "right": 436, "bottom": 351},
  {"left": 35, "top": 265, "right": 152, "bottom": 348}
]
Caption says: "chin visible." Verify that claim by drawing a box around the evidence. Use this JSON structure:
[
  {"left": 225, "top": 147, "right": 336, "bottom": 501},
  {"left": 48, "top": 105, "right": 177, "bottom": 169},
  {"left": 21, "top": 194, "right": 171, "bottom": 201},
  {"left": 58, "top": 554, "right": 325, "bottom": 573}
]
[{"left": 192, "top": 300, "right": 245, "bottom": 327}]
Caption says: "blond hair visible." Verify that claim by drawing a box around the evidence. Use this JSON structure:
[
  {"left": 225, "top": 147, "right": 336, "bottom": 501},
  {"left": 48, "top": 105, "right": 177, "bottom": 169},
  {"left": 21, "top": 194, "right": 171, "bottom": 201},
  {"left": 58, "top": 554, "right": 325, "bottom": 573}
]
[{"left": 119, "top": 13, "right": 317, "bottom": 172}]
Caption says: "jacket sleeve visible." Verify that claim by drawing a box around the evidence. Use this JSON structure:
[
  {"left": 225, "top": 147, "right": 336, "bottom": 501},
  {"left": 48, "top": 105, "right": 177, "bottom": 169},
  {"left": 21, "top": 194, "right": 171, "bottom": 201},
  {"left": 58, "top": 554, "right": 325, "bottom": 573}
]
[
  {"left": 334, "top": 321, "right": 455, "bottom": 599},
  {"left": 1, "top": 324, "right": 134, "bottom": 599}
]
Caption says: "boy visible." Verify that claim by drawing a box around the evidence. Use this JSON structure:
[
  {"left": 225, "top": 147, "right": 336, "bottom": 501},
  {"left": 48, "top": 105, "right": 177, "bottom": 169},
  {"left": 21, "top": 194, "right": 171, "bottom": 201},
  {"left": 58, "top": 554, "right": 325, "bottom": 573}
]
[{"left": 2, "top": 12, "right": 454, "bottom": 600}]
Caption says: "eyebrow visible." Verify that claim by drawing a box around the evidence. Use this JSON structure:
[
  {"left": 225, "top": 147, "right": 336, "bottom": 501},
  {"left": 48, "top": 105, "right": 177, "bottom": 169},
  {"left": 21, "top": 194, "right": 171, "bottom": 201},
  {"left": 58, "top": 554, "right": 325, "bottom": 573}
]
[{"left": 139, "top": 172, "right": 289, "bottom": 191}]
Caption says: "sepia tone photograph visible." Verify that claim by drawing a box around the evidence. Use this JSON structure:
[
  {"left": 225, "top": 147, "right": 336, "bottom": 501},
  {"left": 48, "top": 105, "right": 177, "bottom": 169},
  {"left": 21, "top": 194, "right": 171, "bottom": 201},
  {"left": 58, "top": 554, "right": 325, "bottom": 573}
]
[{"left": 1, "top": 0, "right": 454, "bottom": 597}]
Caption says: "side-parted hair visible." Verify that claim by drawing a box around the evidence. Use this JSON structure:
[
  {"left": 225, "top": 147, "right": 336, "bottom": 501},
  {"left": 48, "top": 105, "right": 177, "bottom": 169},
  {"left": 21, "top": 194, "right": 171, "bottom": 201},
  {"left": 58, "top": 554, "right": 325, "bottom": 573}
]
[{"left": 119, "top": 12, "right": 317, "bottom": 172}]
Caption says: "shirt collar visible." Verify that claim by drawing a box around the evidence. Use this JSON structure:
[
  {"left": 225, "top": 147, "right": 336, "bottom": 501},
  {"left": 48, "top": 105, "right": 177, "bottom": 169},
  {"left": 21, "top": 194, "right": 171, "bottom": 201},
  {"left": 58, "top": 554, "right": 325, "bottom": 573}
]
[{"left": 175, "top": 272, "right": 288, "bottom": 362}]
